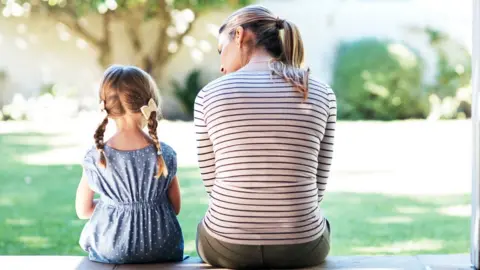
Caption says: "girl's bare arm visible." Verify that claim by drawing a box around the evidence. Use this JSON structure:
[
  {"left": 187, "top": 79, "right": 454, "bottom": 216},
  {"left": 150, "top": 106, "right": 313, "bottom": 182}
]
[
  {"left": 168, "top": 176, "right": 181, "bottom": 215},
  {"left": 75, "top": 170, "right": 97, "bottom": 219}
]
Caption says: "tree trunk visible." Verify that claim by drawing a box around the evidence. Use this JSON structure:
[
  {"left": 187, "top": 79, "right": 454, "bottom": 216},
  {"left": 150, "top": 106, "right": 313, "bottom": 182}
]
[
  {"left": 142, "top": 56, "right": 154, "bottom": 74},
  {"left": 98, "top": 45, "right": 113, "bottom": 69},
  {"left": 98, "top": 12, "right": 112, "bottom": 68},
  {"left": 124, "top": 9, "right": 172, "bottom": 82},
  {"left": 135, "top": 54, "right": 169, "bottom": 84}
]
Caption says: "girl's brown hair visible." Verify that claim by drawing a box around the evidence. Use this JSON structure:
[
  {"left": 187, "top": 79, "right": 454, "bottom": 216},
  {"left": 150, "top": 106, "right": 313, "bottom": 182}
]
[
  {"left": 219, "top": 5, "right": 310, "bottom": 99},
  {"left": 95, "top": 65, "right": 168, "bottom": 178}
]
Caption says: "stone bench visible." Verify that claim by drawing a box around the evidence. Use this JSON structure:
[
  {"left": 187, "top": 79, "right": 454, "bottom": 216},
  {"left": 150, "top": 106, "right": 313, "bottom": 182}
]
[{"left": 0, "top": 254, "right": 471, "bottom": 269}]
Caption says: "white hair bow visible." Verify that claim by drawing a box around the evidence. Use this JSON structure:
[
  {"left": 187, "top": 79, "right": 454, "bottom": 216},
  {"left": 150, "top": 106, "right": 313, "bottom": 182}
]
[{"left": 140, "top": 98, "right": 158, "bottom": 120}]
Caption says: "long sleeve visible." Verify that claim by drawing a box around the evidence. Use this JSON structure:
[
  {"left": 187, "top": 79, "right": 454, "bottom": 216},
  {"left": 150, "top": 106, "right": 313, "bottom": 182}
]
[
  {"left": 194, "top": 91, "right": 216, "bottom": 194},
  {"left": 317, "top": 90, "right": 337, "bottom": 202}
]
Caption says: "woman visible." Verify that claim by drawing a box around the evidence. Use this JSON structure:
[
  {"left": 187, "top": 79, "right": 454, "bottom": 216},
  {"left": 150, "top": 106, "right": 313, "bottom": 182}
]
[{"left": 194, "top": 5, "right": 336, "bottom": 269}]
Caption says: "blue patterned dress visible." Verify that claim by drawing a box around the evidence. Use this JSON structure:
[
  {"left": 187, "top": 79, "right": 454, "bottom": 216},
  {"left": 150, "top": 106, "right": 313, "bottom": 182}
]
[{"left": 79, "top": 142, "right": 184, "bottom": 264}]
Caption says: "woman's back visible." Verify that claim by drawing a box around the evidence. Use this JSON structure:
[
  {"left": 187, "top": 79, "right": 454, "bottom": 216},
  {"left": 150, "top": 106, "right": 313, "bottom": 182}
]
[
  {"left": 195, "top": 70, "right": 336, "bottom": 245},
  {"left": 79, "top": 142, "right": 183, "bottom": 263}
]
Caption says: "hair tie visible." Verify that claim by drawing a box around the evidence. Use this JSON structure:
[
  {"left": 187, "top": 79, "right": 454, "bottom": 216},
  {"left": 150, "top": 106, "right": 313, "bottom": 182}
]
[{"left": 275, "top": 17, "right": 285, "bottom": 29}]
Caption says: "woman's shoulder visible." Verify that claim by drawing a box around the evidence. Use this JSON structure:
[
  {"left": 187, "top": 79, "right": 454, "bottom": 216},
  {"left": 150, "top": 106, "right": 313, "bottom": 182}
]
[
  {"left": 200, "top": 71, "right": 267, "bottom": 94},
  {"left": 200, "top": 73, "right": 235, "bottom": 93},
  {"left": 308, "top": 76, "right": 336, "bottom": 111},
  {"left": 308, "top": 76, "right": 335, "bottom": 96}
]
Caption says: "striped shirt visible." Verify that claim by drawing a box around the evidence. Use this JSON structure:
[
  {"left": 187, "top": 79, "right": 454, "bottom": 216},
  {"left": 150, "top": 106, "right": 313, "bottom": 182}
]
[{"left": 194, "top": 70, "right": 337, "bottom": 245}]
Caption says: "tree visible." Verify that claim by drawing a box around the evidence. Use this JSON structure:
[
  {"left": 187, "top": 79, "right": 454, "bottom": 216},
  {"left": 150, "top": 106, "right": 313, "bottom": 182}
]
[
  {"left": 172, "top": 68, "right": 206, "bottom": 119},
  {"left": 0, "top": 0, "right": 249, "bottom": 77},
  {"left": 408, "top": 26, "right": 472, "bottom": 119}
]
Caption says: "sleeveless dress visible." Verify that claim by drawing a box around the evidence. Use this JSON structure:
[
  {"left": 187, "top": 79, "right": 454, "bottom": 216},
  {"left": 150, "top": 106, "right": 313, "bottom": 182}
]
[{"left": 79, "top": 142, "right": 184, "bottom": 264}]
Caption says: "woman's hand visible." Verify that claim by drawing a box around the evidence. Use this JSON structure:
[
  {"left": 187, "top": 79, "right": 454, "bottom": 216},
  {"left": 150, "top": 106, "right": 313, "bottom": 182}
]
[
  {"left": 75, "top": 170, "right": 96, "bottom": 219},
  {"left": 168, "top": 176, "right": 181, "bottom": 215}
]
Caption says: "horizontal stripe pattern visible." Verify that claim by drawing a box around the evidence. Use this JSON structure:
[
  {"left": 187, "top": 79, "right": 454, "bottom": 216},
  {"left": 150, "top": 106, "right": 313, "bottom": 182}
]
[{"left": 194, "top": 71, "right": 337, "bottom": 245}]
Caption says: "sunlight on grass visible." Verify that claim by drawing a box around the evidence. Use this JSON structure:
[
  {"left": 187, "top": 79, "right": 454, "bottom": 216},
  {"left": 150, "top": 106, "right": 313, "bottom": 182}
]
[
  {"left": 20, "top": 147, "right": 84, "bottom": 165},
  {"left": 396, "top": 206, "right": 429, "bottom": 214},
  {"left": 17, "top": 236, "right": 50, "bottom": 248},
  {"left": 437, "top": 205, "right": 471, "bottom": 217},
  {"left": 353, "top": 239, "right": 444, "bottom": 254},
  {"left": 368, "top": 216, "right": 413, "bottom": 224},
  {"left": 0, "top": 131, "right": 471, "bottom": 256},
  {"left": 1, "top": 134, "right": 70, "bottom": 146},
  {"left": 55, "top": 204, "right": 75, "bottom": 214},
  {"left": 6, "top": 218, "right": 34, "bottom": 226},
  {"left": 0, "top": 197, "right": 14, "bottom": 207},
  {"left": 2, "top": 132, "right": 84, "bottom": 165},
  {"left": 184, "top": 240, "right": 196, "bottom": 254},
  {"left": 183, "top": 197, "right": 209, "bottom": 205},
  {"left": 70, "top": 220, "right": 85, "bottom": 227},
  {"left": 179, "top": 171, "right": 202, "bottom": 182}
]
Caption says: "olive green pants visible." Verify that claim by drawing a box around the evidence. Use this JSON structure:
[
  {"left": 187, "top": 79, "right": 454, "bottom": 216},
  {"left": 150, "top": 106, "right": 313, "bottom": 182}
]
[{"left": 196, "top": 220, "right": 331, "bottom": 269}]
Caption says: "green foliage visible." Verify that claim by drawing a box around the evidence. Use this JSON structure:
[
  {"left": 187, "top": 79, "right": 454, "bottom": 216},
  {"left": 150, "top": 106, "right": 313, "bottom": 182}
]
[
  {"left": 39, "top": 83, "right": 57, "bottom": 97},
  {"left": 332, "top": 38, "right": 429, "bottom": 120},
  {"left": 1, "top": 0, "right": 249, "bottom": 17},
  {"left": 172, "top": 69, "right": 206, "bottom": 119},
  {"left": 422, "top": 27, "right": 472, "bottom": 119},
  {"left": 1, "top": 0, "right": 251, "bottom": 75},
  {"left": 172, "top": 0, "right": 252, "bottom": 12}
]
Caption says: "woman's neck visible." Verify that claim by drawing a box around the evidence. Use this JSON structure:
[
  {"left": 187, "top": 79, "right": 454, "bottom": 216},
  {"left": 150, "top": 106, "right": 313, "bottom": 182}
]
[{"left": 240, "top": 50, "right": 274, "bottom": 72}]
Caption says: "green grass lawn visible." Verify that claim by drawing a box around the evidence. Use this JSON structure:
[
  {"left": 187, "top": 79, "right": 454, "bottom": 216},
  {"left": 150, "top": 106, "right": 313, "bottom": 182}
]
[{"left": 0, "top": 132, "right": 470, "bottom": 256}]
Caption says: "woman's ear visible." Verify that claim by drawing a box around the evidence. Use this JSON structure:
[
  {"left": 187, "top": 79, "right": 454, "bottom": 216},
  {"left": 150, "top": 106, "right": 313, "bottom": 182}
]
[{"left": 235, "top": 26, "right": 245, "bottom": 48}]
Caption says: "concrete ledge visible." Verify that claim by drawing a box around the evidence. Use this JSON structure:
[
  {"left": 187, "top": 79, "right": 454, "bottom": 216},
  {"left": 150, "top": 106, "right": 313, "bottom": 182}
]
[{"left": 0, "top": 254, "right": 471, "bottom": 269}]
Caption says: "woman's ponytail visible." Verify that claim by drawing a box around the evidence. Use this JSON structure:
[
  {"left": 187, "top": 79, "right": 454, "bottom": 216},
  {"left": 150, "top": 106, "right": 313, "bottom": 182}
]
[{"left": 270, "top": 18, "right": 309, "bottom": 100}]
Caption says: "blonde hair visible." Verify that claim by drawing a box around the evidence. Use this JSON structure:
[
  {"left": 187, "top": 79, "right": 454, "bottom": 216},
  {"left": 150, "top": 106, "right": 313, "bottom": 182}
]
[
  {"left": 219, "top": 5, "right": 309, "bottom": 99},
  {"left": 95, "top": 65, "right": 168, "bottom": 178}
]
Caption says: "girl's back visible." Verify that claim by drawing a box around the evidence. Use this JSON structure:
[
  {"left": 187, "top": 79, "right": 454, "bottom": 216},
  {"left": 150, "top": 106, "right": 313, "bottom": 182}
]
[
  {"left": 79, "top": 142, "right": 183, "bottom": 263},
  {"left": 75, "top": 65, "right": 183, "bottom": 264}
]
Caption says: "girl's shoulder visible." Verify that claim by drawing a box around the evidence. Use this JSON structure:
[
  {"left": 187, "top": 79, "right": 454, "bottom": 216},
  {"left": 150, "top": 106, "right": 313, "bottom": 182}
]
[
  {"left": 83, "top": 146, "right": 98, "bottom": 168},
  {"left": 159, "top": 142, "right": 178, "bottom": 179},
  {"left": 159, "top": 142, "right": 177, "bottom": 161}
]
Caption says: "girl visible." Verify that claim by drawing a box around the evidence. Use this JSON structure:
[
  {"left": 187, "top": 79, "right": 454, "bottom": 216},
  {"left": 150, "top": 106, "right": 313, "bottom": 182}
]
[{"left": 75, "top": 65, "right": 184, "bottom": 264}]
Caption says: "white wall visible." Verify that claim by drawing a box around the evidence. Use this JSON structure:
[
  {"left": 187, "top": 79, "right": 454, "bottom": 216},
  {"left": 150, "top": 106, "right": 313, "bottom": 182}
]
[
  {"left": 0, "top": 0, "right": 472, "bottom": 116},
  {"left": 0, "top": 16, "right": 101, "bottom": 103}
]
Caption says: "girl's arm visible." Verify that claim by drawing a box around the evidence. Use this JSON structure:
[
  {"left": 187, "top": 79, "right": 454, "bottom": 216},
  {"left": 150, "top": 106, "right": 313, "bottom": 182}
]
[
  {"left": 168, "top": 176, "right": 181, "bottom": 215},
  {"left": 75, "top": 170, "right": 97, "bottom": 219}
]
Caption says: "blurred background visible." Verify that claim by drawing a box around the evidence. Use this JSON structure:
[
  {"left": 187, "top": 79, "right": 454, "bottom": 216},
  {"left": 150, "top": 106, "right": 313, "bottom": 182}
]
[{"left": 0, "top": 0, "right": 472, "bottom": 257}]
